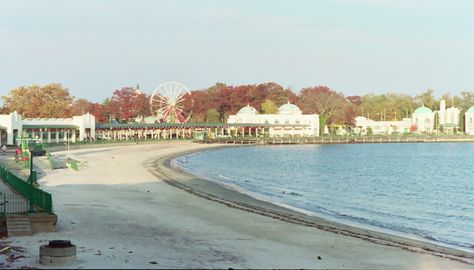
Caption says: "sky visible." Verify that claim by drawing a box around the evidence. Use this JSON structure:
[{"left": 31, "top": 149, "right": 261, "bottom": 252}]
[{"left": 1, "top": 0, "right": 473, "bottom": 102}]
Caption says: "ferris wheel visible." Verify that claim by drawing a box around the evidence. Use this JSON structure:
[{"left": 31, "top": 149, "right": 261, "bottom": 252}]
[{"left": 149, "top": 82, "right": 194, "bottom": 123}]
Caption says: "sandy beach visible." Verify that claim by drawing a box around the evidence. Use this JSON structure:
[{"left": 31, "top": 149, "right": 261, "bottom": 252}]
[{"left": 3, "top": 141, "right": 474, "bottom": 269}]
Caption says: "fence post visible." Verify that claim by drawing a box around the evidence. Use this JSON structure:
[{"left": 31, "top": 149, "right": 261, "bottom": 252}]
[
  {"left": 1, "top": 193, "right": 5, "bottom": 216},
  {"left": 28, "top": 152, "right": 34, "bottom": 213}
]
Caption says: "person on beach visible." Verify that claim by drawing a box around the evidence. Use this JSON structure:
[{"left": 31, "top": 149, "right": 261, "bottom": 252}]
[{"left": 15, "top": 147, "right": 22, "bottom": 162}]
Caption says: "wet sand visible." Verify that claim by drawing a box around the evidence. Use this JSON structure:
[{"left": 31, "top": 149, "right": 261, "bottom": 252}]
[{"left": 5, "top": 142, "right": 474, "bottom": 269}]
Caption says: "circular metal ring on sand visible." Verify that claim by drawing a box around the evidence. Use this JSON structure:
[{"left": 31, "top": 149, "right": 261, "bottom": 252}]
[{"left": 39, "top": 240, "right": 76, "bottom": 265}]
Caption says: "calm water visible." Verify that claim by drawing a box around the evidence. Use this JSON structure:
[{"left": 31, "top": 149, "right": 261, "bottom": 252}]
[{"left": 173, "top": 143, "right": 474, "bottom": 251}]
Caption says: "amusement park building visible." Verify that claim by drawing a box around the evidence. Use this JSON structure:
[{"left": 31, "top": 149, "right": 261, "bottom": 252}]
[
  {"left": 355, "top": 100, "right": 463, "bottom": 135},
  {"left": 437, "top": 99, "right": 461, "bottom": 133},
  {"left": 355, "top": 105, "right": 436, "bottom": 135},
  {"left": 411, "top": 106, "right": 435, "bottom": 133},
  {"left": 227, "top": 103, "right": 320, "bottom": 137},
  {"left": 4, "top": 100, "right": 474, "bottom": 146},
  {"left": 465, "top": 106, "right": 474, "bottom": 135},
  {"left": 0, "top": 112, "right": 95, "bottom": 145},
  {"left": 354, "top": 116, "right": 412, "bottom": 135}
]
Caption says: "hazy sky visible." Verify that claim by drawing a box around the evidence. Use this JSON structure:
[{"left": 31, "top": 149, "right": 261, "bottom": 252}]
[{"left": 1, "top": 0, "right": 473, "bottom": 102}]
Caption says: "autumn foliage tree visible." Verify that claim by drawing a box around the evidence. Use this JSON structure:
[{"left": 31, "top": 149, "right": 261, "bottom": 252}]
[
  {"left": 68, "top": 98, "right": 108, "bottom": 123},
  {"left": 4, "top": 81, "right": 474, "bottom": 132},
  {"left": 2, "top": 83, "right": 73, "bottom": 118},
  {"left": 107, "top": 87, "right": 150, "bottom": 122},
  {"left": 189, "top": 82, "right": 296, "bottom": 122},
  {"left": 297, "top": 86, "right": 350, "bottom": 132},
  {"left": 68, "top": 98, "right": 91, "bottom": 116}
]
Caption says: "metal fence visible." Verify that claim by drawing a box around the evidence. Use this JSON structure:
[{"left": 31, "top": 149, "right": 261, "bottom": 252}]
[
  {"left": 0, "top": 164, "right": 53, "bottom": 213},
  {"left": 0, "top": 193, "right": 28, "bottom": 215}
]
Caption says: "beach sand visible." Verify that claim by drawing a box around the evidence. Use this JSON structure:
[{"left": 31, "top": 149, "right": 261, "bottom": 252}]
[{"left": 3, "top": 141, "right": 473, "bottom": 269}]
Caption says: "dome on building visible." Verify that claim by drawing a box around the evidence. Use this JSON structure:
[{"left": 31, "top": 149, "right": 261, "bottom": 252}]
[
  {"left": 237, "top": 104, "right": 258, "bottom": 115},
  {"left": 278, "top": 102, "right": 302, "bottom": 115},
  {"left": 466, "top": 106, "right": 474, "bottom": 113},
  {"left": 413, "top": 106, "right": 433, "bottom": 114}
]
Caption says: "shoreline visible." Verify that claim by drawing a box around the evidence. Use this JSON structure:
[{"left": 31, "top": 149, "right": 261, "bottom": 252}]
[
  {"left": 198, "top": 135, "right": 474, "bottom": 146},
  {"left": 5, "top": 141, "right": 474, "bottom": 269},
  {"left": 201, "top": 137, "right": 474, "bottom": 148},
  {"left": 151, "top": 143, "right": 474, "bottom": 265}
]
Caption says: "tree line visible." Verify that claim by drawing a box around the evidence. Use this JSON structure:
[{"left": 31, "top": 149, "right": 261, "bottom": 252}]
[{"left": 2, "top": 82, "right": 474, "bottom": 129}]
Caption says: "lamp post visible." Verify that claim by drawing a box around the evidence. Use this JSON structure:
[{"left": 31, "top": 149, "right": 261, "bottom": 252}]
[{"left": 66, "top": 130, "right": 70, "bottom": 153}]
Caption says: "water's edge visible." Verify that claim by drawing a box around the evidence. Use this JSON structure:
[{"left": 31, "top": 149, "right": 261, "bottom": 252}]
[{"left": 147, "top": 144, "right": 474, "bottom": 265}]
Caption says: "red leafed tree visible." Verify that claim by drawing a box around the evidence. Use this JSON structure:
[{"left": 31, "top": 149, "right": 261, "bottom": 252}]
[
  {"left": 132, "top": 92, "right": 151, "bottom": 119},
  {"left": 229, "top": 85, "right": 252, "bottom": 112},
  {"left": 346, "top": 95, "right": 362, "bottom": 106},
  {"left": 88, "top": 103, "right": 108, "bottom": 123},
  {"left": 215, "top": 86, "right": 234, "bottom": 120},
  {"left": 189, "top": 90, "right": 211, "bottom": 122},
  {"left": 297, "top": 86, "right": 352, "bottom": 131},
  {"left": 340, "top": 103, "right": 358, "bottom": 126},
  {"left": 108, "top": 87, "right": 148, "bottom": 122},
  {"left": 67, "top": 98, "right": 92, "bottom": 116},
  {"left": 297, "top": 86, "right": 346, "bottom": 117},
  {"left": 67, "top": 98, "right": 108, "bottom": 123},
  {"left": 189, "top": 82, "right": 299, "bottom": 121},
  {"left": 262, "top": 82, "right": 297, "bottom": 106}
]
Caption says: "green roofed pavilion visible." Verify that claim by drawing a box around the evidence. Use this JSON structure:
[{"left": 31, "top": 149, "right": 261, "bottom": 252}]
[{"left": 413, "top": 106, "right": 433, "bottom": 114}]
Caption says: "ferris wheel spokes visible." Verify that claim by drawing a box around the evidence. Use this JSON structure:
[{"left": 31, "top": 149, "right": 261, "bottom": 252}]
[{"left": 149, "top": 82, "right": 194, "bottom": 123}]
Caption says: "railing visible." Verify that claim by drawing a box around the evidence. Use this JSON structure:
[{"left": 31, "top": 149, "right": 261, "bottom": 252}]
[
  {"left": 43, "top": 138, "right": 191, "bottom": 153},
  {"left": 196, "top": 135, "right": 474, "bottom": 145},
  {"left": 0, "top": 193, "right": 28, "bottom": 215},
  {"left": 0, "top": 165, "right": 53, "bottom": 213}
]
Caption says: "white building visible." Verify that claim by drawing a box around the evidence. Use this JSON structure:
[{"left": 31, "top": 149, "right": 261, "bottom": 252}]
[
  {"left": 0, "top": 111, "right": 95, "bottom": 145},
  {"left": 436, "top": 99, "right": 461, "bottom": 133},
  {"left": 412, "top": 106, "right": 435, "bottom": 133},
  {"left": 354, "top": 116, "right": 412, "bottom": 135},
  {"left": 355, "top": 105, "right": 437, "bottom": 135},
  {"left": 227, "top": 102, "right": 319, "bottom": 137},
  {"left": 465, "top": 106, "right": 474, "bottom": 135}
]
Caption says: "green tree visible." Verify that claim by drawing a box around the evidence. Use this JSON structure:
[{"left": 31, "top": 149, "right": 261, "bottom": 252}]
[
  {"left": 360, "top": 93, "right": 417, "bottom": 121},
  {"left": 366, "top": 127, "right": 373, "bottom": 136},
  {"left": 416, "top": 89, "right": 438, "bottom": 110},
  {"left": 206, "top": 108, "right": 220, "bottom": 122},
  {"left": 441, "top": 93, "right": 462, "bottom": 108},
  {"left": 2, "top": 83, "right": 73, "bottom": 118},
  {"left": 261, "top": 99, "right": 278, "bottom": 114},
  {"left": 458, "top": 91, "right": 474, "bottom": 111}
]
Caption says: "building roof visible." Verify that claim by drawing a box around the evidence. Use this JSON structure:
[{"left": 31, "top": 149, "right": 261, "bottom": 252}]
[
  {"left": 22, "top": 125, "right": 78, "bottom": 129},
  {"left": 413, "top": 106, "right": 433, "bottom": 114},
  {"left": 95, "top": 122, "right": 309, "bottom": 129},
  {"left": 466, "top": 106, "right": 474, "bottom": 113},
  {"left": 237, "top": 104, "right": 258, "bottom": 115},
  {"left": 277, "top": 102, "right": 302, "bottom": 115}
]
